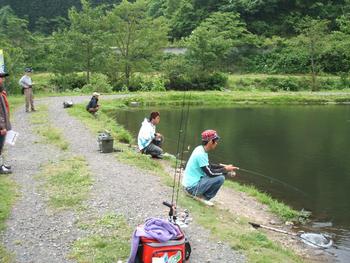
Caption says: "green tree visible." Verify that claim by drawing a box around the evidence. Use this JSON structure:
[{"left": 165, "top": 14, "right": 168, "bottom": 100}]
[
  {"left": 295, "top": 18, "right": 329, "bottom": 91},
  {"left": 105, "top": 0, "right": 168, "bottom": 87},
  {"left": 186, "top": 12, "right": 252, "bottom": 73},
  {"left": 170, "top": 0, "right": 202, "bottom": 40},
  {"left": 68, "top": 0, "right": 106, "bottom": 82}
]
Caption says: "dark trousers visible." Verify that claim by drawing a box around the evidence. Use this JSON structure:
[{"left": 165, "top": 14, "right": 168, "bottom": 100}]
[{"left": 142, "top": 139, "right": 163, "bottom": 157}]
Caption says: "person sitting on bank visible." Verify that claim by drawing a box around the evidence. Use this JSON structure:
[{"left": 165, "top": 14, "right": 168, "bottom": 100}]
[
  {"left": 182, "top": 129, "right": 238, "bottom": 206},
  {"left": 18, "top": 67, "right": 36, "bottom": 113},
  {"left": 86, "top": 92, "right": 100, "bottom": 114},
  {"left": 137, "top": 111, "right": 163, "bottom": 159}
]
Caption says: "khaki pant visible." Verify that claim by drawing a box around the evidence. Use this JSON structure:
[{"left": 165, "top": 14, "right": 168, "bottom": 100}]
[{"left": 24, "top": 88, "right": 35, "bottom": 111}]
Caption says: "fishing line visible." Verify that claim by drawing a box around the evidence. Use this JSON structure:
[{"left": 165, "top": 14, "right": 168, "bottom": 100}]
[
  {"left": 238, "top": 167, "right": 308, "bottom": 196},
  {"left": 171, "top": 90, "right": 189, "bottom": 206},
  {"left": 209, "top": 149, "right": 308, "bottom": 196},
  {"left": 176, "top": 93, "right": 191, "bottom": 205}
]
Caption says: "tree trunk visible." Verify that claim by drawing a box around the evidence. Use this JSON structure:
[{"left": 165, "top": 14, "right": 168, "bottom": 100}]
[
  {"left": 310, "top": 40, "right": 318, "bottom": 91},
  {"left": 87, "top": 44, "right": 91, "bottom": 84},
  {"left": 125, "top": 64, "right": 130, "bottom": 88}
]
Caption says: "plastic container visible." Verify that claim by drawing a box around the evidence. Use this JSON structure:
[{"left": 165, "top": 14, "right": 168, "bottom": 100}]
[{"left": 97, "top": 132, "right": 114, "bottom": 153}]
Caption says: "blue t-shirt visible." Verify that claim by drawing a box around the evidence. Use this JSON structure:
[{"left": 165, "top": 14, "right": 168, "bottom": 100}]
[{"left": 182, "top": 145, "right": 209, "bottom": 188}]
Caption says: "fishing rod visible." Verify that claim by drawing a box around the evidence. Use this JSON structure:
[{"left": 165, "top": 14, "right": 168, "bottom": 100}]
[{"left": 249, "top": 222, "right": 334, "bottom": 250}]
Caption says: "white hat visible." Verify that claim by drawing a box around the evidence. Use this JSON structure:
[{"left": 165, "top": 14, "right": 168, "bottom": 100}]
[{"left": 93, "top": 92, "right": 100, "bottom": 96}]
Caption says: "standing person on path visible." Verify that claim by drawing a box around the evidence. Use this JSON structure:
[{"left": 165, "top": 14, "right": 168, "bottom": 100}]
[
  {"left": 137, "top": 111, "right": 164, "bottom": 159},
  {"left": 0, "top": 72, "right": 12, "bottom": 174},
  {"left": 86, "top": 92, "right": 100, "bottom": 114},
  {"left": 182, "top": 129, "right": 238, "bottom": 206},
  {"left": 19, "top": 67, "right": 35, "bottom": 112}
]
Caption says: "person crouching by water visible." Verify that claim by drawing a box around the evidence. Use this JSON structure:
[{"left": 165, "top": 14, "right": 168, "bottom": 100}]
[
  {"left": 182, "top": 129, "right": 238, "bottom": 206},
  {"left": 19, "top": 67, "right": 35, "bottom": 113},
  {"left": 137, "top": 111, "right": 163, "bottom": 159},
  {"left": 86, "top": 92, "right": 100, "bottom": 114}
]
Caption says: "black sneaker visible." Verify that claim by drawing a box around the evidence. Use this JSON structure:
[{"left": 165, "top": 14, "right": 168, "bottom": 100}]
[
  {"left": 0, "top": 165, "right": 12, "bottom": 174},
  {"left": 2, "top": 164, "right": 11, "bottom": 170}
]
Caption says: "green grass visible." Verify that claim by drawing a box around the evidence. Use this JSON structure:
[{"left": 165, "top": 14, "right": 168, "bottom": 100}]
[
  {"left": 0, "top": 177, "right": 16, "bottom": 231},
  {"left": 123, "top": 90, "right": 350, "bottom": 105},
  {"left": 0, "top": 177, "right": 17, "bottom": 263},
  {"left": 178, "top": 193, "right": 303, "bottom": 262},
  {"left": 38, "top": 156, "right": 93, "bottom": 210},
  {"left": 0, "top": 245, "right": 13, "bottom": 263},
  {"left": 70, "top": 213, "right": 132, "bottom": 263},
  {"left": 7, "top": 95, "right": 24, "bottom": 111},
  {"left": 67, "top": 104, "right": 133, "bottom": 144},
  {"left": 30, "top": 105, "right": 69, "bottom": 150},
  {"left": 225, "top": 180, "right": 300, "bottom": 221}
]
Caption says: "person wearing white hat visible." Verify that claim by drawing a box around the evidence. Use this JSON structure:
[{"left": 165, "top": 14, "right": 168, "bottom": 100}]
[{"left": 86, "top": 92, "right": 100, "bottom": 114}]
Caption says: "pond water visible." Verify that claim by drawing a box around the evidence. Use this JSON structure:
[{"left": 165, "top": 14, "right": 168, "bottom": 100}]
[{"left": 115, "top": 105, "right": 350, "bottom": 262}]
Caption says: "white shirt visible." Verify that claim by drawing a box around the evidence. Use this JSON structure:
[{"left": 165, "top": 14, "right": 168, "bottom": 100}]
[
  {"left": 137, "top": 118, "right": 156, "bottom": 150},
  {"left": 19, "top": 75, "right": 32, "bottom": 88}
]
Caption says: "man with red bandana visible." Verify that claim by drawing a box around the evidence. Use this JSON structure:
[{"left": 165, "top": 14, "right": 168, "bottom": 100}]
[{"left": 182, "top": 129, "right": 238, "bottom": 206}]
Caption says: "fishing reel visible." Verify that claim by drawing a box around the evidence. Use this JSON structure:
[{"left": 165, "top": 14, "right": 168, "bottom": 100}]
[{"left": 163, "top": 201, "right": 192, "bottom": 228}]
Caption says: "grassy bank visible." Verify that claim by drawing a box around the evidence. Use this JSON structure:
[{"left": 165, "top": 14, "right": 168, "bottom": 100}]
[
  {"left": 67, "top": 96, "right": 307, "bottom": 262},
  {"left": 119, "top": 90, "right": 350, "bottom": 105}
]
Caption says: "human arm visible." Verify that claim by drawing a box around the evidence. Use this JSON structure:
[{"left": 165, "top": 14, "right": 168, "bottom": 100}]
[{"left": 201, "top": 163, "right": 239, "bottom": 177}]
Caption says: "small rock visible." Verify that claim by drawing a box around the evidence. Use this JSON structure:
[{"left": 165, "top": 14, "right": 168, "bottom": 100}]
[
  {"left": 285, "top": 221, "right": 294, "bottom": 226},
  {"left": 269, "top": 220, "right": 277, "bottom": 225}
]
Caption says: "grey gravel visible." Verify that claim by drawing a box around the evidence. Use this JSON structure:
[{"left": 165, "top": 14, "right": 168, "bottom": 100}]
[{"left": 1, "top": 95, "right": 245, "bottom": 263}]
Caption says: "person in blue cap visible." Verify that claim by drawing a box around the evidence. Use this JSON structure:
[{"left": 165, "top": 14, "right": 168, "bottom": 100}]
[
  {"left": 182, "top": 129, "right": 238, "bottom": 206},
  {"left": 19, "top": 67, "right": 36, "bottom": 112}
]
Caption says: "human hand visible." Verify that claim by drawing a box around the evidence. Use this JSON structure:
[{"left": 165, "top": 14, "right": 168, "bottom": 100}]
[
  {"left": 0, "top": 129, "right": 7, "bottom": 136},
  {"left": 222, "top": 164, "right": 239, "bottom": 172}
]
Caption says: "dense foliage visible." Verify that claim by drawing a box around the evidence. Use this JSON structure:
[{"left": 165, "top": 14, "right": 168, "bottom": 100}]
[{"left": 1, "top": 0, "right": 350, "bottom": 92}]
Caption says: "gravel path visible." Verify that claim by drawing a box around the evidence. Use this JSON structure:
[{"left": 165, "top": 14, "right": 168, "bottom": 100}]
[{"left": 1, "top": 95, "right": 245, "bottom": 263}]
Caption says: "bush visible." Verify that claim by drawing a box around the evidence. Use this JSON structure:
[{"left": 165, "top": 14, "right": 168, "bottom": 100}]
[
  {"left": 124, "top": 74, "right": 166, "bottom": 92},
  {"left": 81, "top": 73, "right": 113, "bottom": 93},
  {"left": 166, "top": 72, "right": 228, "bottom": 91},
  {"left": 49, "top": 74, "right": 87, "bottom": 92}
]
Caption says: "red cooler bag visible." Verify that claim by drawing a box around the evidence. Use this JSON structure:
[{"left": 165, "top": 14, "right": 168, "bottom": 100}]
[{"left": 137, "top": 227, "right": 186, "bottom": 263}]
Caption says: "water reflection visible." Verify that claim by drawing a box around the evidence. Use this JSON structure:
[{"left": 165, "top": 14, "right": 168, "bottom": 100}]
[{"left": 115, "top": 105, "right": 350, "bottom": 260}]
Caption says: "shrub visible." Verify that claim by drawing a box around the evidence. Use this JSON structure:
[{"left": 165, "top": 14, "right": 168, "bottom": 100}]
[
  {"left": 166, "top": 72, "right": 228, "bottom": 91},
  {"left": 49, "top": 74, "right": 87, "bottom": 92},
  {"left": 125, "top": 74, "right": 166, "bottom": 92},
  {"left": 81, "top": 73, "right": 113, "bottom": 93}
]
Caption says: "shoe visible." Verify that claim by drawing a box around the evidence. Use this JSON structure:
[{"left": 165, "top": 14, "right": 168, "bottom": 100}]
[
  {"left": 152, "top": 154, "right": 163, "bottom": 159},
  {"left": 25, "top": 110, "right": 29, "bottom": 113},
  {"left": 0, "top": 165, "right": 12, "bottom": 174},
  {"left": 3, "top": 164, "right": 11, "bottom": 170},
  {"left": 192, "top": 196, "right": 214, "bottom": 206},
  {"left": 198, "top": 198, "right": 214, "bottom": 207},
  {"left": 183, "top": 189, "right": 214, "bottom": 206},
  {"left": 31, "top": 109, "right": 36, "bottom": 112}
]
